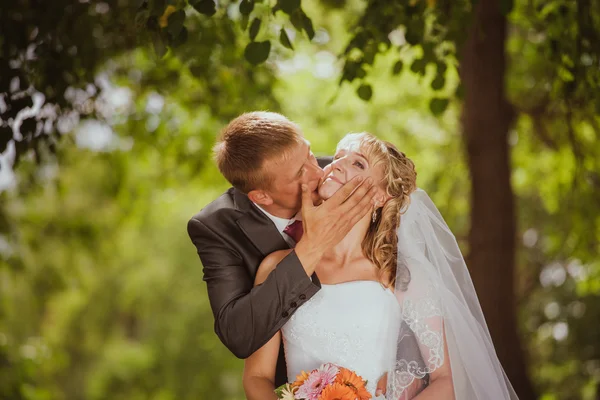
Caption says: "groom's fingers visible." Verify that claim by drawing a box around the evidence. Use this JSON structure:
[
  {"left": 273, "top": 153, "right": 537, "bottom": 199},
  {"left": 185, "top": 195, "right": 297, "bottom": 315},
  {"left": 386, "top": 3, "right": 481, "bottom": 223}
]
[
  {"left": 338, "top": 179, "right": 376, "bottom": 216},
  {"left": 300, "top": 183, "right": 315, "bottom": 212},
  {"left": 346, "top": 186, "right": 377, "bottom": 227}
]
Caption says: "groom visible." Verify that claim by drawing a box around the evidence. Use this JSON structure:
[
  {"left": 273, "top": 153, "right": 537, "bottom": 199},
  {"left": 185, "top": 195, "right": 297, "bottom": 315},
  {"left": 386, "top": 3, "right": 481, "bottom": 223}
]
[{"left": 187, "top": 112, "right": 378, "bottom": 387}]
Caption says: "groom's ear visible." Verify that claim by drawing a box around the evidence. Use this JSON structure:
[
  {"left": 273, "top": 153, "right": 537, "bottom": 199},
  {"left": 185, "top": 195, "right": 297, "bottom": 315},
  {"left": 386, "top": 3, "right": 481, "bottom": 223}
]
[{"left": 248, "top": 189, "right": 273, "bottom": 206}]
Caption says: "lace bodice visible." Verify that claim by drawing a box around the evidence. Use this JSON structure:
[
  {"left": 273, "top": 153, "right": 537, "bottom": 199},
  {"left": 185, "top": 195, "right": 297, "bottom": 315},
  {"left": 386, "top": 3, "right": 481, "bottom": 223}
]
[{"left": 282, "top": 280, "right": 401, "bottom": 398}]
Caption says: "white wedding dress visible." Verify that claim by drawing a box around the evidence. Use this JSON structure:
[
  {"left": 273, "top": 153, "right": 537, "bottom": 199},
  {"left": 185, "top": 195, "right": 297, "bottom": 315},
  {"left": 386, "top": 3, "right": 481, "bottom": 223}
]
[{"left": 281, "top": 280, "right": 401, "bottom": 399}]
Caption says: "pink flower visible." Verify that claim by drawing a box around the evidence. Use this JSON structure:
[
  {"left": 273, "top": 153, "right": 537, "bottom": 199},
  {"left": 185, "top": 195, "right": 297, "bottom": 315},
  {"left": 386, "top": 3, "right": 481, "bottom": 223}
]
[{"left": 295, "top": 363, "right": 340, "bottom": 400}]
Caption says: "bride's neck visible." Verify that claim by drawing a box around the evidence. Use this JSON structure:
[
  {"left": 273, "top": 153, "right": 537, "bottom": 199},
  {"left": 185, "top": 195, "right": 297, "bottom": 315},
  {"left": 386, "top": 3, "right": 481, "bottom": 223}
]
[{"left": 323, "top": 212, "right": 371, "bottom": 261}]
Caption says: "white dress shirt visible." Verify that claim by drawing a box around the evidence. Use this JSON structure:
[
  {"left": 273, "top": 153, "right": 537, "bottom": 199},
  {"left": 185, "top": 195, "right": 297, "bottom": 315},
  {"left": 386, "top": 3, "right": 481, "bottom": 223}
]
[{"left": 253, "top": 203, "right": 301, "bottom": 247}]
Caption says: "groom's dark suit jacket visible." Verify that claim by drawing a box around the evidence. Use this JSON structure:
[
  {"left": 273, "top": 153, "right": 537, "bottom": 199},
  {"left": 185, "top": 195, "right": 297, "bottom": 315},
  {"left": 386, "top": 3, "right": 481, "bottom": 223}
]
[{"left": 187, "top": 156, "right": 332, "bottom": 387}]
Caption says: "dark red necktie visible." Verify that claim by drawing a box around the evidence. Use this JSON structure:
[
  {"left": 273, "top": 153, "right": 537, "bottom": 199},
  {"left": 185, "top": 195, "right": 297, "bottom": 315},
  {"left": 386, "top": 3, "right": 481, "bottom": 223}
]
[{"left": 283, "top": 220, "right": 304, "bottom": 243}]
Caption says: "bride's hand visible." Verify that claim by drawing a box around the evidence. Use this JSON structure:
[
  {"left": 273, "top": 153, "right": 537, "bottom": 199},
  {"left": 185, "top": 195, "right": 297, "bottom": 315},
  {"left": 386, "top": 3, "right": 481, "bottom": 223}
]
[{"left": 375, "top": 372, "right": 387, "bottom": 397}]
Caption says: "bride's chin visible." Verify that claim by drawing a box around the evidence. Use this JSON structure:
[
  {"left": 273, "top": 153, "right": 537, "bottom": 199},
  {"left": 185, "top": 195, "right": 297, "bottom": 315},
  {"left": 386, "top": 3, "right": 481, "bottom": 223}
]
[{"left": 317, "top": 186, "right": 336, "bottom": 201}]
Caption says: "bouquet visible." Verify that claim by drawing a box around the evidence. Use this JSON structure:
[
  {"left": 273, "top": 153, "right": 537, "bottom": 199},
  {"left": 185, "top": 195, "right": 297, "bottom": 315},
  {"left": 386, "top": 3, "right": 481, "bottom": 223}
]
[{"left": 275, "top": 363, "right": 372, "bottom": 400}]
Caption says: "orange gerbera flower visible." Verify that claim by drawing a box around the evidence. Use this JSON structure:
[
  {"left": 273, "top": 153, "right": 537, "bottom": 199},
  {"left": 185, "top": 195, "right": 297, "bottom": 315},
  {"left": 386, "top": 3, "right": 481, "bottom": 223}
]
[
  {"left": 334, "top": 368, "right": 372, "bottom": 400},
  {"left": 318, "top": 382, "right": 356, "bottom": 400},
  {"left": 293, "top": 370, "right": 311, "bottom": 388},
  {"left": 353, "top": 385, "right": 372, "bottom": 400}
]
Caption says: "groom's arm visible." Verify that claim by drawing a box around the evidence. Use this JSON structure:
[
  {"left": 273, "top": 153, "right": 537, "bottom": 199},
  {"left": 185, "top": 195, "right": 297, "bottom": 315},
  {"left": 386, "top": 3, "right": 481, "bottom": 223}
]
[{"left": 188, "top": 218, "right": 319, "bottom": 359}]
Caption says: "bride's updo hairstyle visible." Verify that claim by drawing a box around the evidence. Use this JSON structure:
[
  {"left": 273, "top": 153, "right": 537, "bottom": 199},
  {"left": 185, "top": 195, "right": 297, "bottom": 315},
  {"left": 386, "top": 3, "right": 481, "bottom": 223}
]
[{"left": 340, "top": 133, "right": 417, "bottom": 290}]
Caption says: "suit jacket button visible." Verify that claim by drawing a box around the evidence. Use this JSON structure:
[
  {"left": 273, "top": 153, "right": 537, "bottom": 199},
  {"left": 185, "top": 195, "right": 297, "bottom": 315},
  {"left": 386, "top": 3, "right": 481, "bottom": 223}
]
[
  {"left": 290, "top": 302, "right": 297, "bottom": 308},
  {"left": 299, "top": 294, "right": 307, "bottom": 300},
  {"left": 282, "top": 311, "right": 289, "bottom": 318}
]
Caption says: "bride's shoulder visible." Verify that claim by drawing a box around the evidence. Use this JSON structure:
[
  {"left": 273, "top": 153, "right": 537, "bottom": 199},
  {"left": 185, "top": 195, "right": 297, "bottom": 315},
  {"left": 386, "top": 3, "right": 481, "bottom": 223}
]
[{"left": 254, "top": 249, "right": 293, "bottom": 286}]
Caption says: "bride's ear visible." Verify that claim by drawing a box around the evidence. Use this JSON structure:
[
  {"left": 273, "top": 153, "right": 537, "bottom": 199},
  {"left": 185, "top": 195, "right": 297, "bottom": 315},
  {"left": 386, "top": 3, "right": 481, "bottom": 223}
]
[
  {"left": 375, "top": 192, "right": 391, "bottom": 208},
  {"left": 248, "top": 189, "right": 273, "bottom": 206}
]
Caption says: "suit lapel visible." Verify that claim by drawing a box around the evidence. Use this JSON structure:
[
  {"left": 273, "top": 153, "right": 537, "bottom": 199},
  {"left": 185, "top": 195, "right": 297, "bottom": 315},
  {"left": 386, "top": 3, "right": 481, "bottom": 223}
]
[
  {"left": 232, "top": 188, "right": 322, "bottom": 286},
  {"left": 233, "top": 189, "right": 291, "bottom": 256}
]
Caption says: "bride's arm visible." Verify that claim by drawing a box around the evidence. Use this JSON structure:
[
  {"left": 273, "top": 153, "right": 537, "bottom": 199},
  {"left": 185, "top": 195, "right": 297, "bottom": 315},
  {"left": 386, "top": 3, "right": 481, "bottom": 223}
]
[
  {"left": 243, "top": 332, "right": 281, "bottom": 400},
  {"left": 242, "top": 250, "right": 294, "bottom": 400},
  {"left": 254, "top": 249, "right": 294, "bottom": 284},
  {"left": 411, "top": 328, "right": 455, "bottom": 400}
]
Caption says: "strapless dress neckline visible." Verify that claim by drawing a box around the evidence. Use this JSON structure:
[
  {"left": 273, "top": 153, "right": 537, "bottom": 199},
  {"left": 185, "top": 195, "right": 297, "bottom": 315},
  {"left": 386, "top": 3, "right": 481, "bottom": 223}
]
[{"left": 281, "top": 280, "right": 400, "bottom": 399}]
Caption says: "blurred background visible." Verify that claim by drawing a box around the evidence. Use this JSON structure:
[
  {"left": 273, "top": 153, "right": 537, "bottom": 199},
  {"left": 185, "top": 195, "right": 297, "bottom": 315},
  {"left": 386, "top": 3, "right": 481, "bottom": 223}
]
[{"left": 1, "top": 0, "right": 599, "bottom": 399}]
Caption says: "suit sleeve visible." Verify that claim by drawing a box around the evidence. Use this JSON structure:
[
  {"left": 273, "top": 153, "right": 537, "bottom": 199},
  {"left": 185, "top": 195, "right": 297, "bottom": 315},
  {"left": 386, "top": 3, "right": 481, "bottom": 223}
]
[{"left": 187, "top": 217, "right": 320, "bottom": 359}]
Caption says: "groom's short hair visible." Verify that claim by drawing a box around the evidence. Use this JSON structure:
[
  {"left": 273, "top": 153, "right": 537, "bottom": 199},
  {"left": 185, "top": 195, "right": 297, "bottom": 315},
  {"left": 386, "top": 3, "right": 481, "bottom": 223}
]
[{"left": 213, "top": 111, "right": 304, "bottom": 193}]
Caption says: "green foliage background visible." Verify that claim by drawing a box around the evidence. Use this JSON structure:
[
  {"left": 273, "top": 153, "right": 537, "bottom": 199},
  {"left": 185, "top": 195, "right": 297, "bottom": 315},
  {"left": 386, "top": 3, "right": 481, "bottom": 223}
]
[{"left": 0, "top": 1, "right": 599, "bottom": 399}]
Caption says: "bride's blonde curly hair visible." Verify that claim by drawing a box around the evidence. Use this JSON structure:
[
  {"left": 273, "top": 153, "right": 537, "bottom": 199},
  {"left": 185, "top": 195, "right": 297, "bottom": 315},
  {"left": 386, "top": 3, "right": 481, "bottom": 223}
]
[{"left": 339, "top": 133, "right": 417, "bottom": 290}]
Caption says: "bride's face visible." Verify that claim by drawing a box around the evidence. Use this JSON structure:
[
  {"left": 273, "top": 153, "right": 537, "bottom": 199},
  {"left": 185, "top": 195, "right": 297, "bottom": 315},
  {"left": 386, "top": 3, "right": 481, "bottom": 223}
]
[{"left": 319, "top": 143, "right": 387, "bottom": 202}]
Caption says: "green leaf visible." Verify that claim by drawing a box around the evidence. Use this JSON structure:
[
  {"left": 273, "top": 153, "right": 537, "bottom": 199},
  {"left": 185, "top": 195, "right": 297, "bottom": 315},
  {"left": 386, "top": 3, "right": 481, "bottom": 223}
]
[
  {"left": 405, "top": 27, "right": 421, "bottom": 46},
  {"left": 363, "top": 44, "right": 376, "bottom": 65},
  {"left": 410, "top": 58, "right": 426, "bottom": 75},
  {"left": 239, "top": 0, "right": 254, "bottom": 15},
  {"left": 279, "top": 0, "right": 300, "bottom": 14},
  {"left": 0, "top": 127, "right": 12, "bottom": 154},
  {"left": 344, "top": 31, "right": 367, "bottom": 55},
  {"left": 240, "top": 14, "right": 249, "bottom": 30},
  {"left": 421, "top": 42, "right": 435, "bottom": 61},
  {"left": 429, "top": 97, "right": 449, "bottom": 115},
  {"left": 431, "top": 74, "right": 445, "bottom": 91},
  {"left": 290, "top": 10, "right": 303, "bottom": 32},
  {"left": 340, "top": 61, "right": 360, "bottom": 83},
  {"left": 279, "top": 28, "right": 293, "bottom": 50},
  {"left": 538, "top": 2, "right": 560, "bottom": 19},
  {"left": 561, "top": 54, "right": 574, "bottom": 68},
  {"left": 189, "top": 65, "right": 204, "bottom": 78},
  {"left": 146, "top": 15, "right": 160, "bottom": 30},
  {"left": 244, "top": 40, "right": 271, "bottom": 65},
  {"left": 149, "top": 0, "right": 167, "bottom": 16},
  {"left": 170, "top": 25, "right": 188, "bottom": 48},
  {"left": 301, "top": 13, "right": 315, "bottom": 40},
  {"left": 436, "top": 61, "right": 447, "bottom": 75},
  {"left": 152, "top": 31, "right": 167, "bottom": 58},
  {"left": 557, "top": 65, "right": 574, "bottom": 82},
  {"left": 274, "top": 384, "right": 294, "bottom": 398},
  {"left": 357, "top": 84, "right": 373, "bottom": 101},
  {"left": 249, "top": 18, "right": 261, "bottom": 41},
  {"left": 167, "top": 9, "right": 185, "bottom": 36},
  {"left": 190, "top": 0, "right": 216, "bottom": 16},
  {"left": 392, "top": 60, "right": 403, "bottom": 75},
  {"left": 20, "top": 118, "right": 37, "bottom": 139},
  {"left": 135, "top": 10, "right": 150, "bottom": 29}
]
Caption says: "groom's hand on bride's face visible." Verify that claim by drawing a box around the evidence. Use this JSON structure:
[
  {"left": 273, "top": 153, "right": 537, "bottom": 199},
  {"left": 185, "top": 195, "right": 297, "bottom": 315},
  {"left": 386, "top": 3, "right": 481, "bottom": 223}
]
[{"left": 294, "top": 175, "right": 377, "bottom": 272}]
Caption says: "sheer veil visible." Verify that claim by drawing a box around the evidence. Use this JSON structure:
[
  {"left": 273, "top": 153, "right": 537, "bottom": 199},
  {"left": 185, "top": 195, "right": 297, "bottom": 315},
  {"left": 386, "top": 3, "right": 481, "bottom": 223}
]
[{"left": 386, "top": 188, "right": 519, "bottom": 399}]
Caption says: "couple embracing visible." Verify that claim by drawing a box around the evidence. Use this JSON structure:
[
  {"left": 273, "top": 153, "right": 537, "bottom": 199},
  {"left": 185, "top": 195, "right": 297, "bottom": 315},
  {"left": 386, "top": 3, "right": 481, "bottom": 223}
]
[{"left": 187, "top": 112, "right": 518, "bottom": 400}]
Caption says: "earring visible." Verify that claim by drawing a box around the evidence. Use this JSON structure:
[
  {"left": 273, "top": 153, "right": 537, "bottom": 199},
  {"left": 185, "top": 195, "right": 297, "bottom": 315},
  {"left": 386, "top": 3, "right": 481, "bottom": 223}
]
[{"left": 372, "top": 208, "right": 377, "bottom": 223}]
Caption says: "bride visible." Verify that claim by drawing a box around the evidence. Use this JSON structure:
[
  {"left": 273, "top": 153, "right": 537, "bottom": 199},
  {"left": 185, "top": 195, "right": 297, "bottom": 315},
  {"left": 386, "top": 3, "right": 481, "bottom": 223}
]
[{"left": 242, "top": 132, "right": 519, "bottom": 400}]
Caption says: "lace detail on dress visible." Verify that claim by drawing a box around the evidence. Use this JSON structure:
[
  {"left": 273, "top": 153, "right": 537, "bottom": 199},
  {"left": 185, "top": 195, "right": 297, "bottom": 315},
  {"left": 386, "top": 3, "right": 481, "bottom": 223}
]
[{"left": 388, "top": 280, "right": 444, "bottom": 398}]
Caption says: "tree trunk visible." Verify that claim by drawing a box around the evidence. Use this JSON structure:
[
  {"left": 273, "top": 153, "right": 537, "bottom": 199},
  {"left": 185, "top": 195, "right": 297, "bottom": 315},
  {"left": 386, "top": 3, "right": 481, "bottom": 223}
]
[{"left": 460, "top": 1, "right": 536, "bottom": 399}]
